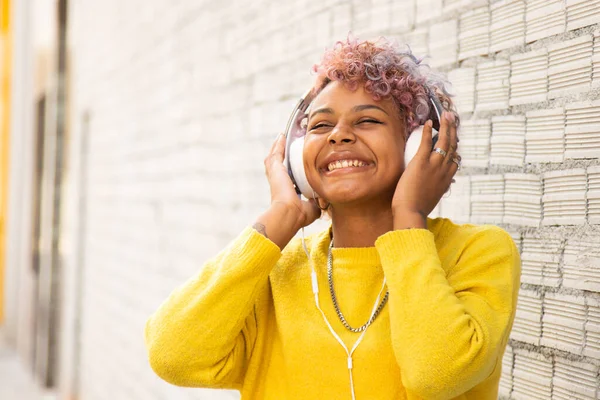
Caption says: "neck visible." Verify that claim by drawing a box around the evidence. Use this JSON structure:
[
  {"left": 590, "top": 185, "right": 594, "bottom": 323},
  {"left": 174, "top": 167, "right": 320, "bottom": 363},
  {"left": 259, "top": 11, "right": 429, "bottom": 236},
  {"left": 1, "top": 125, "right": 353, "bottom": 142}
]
[{"left": 330, "top": 202, "right": 395, "bottom": 248}]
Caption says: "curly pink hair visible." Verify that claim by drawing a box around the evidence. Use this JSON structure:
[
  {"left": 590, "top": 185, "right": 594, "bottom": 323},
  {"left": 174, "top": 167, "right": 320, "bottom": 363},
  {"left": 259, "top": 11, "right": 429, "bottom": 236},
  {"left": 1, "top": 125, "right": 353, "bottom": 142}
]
[{"left": 311, "top": 36, "right": 459, "bottom": 136}]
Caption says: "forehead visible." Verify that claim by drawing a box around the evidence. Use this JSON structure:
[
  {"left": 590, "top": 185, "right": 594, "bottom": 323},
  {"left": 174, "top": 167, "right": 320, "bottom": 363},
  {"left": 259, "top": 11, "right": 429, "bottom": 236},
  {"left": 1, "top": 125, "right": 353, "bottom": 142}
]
[{"left": 308, "top": 81, "right": 397, "bottom": 115}]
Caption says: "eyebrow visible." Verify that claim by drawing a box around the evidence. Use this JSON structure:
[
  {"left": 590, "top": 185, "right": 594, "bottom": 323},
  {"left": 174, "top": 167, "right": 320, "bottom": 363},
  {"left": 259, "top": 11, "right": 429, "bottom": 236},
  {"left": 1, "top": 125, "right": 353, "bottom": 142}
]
[{"left": 308, "top": 104, "right": 389, "bottom": 120}]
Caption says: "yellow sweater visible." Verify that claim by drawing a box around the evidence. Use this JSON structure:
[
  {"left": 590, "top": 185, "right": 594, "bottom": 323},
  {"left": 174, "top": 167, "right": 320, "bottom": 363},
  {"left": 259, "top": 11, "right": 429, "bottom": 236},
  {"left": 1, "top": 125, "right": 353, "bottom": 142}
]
[{"left": 145, "top": 217, "right": 521, "bottom": 400}]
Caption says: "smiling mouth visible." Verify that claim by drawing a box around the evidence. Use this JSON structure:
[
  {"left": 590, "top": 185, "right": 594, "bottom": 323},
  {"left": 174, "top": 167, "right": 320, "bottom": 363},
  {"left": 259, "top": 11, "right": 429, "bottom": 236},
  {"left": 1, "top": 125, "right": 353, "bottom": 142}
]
[{"left": 324, "top": 159, "right": 374, "bottom": 172}]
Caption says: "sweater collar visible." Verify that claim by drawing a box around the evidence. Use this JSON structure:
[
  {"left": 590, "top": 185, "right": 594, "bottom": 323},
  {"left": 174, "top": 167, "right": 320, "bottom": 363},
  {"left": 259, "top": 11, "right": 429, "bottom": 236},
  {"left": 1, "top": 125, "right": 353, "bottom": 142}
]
[{"left": 310, "top": 217, "right": 441, "bottom": 271}]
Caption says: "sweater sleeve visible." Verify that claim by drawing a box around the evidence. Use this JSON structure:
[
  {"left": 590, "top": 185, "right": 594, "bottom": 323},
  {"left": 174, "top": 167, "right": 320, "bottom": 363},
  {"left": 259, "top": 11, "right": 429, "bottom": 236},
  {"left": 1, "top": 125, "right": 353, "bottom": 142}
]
[
  {"left": 375, "top": 225, "right": 521, "bottom": 400},
  {"left": 144, "top": 227, "right": 281, "bottom": 389}
]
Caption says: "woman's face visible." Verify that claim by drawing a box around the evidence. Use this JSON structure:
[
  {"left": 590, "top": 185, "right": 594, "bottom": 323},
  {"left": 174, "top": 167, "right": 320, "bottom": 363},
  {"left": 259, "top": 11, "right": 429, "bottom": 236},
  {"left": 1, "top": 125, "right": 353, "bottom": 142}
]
[{"left": 303, "top": 81, "right": 407, "bottom": 206}]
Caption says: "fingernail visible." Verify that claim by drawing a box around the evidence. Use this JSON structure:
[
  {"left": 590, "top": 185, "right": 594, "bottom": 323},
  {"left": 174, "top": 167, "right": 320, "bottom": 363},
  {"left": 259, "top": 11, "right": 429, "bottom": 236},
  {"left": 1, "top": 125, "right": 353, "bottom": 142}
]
[
  {"left": 445, "top": 112, "right": 455, "bottom": 123},
  {"left": 426, "top": 120, "right": 433, "bottom": 128}
]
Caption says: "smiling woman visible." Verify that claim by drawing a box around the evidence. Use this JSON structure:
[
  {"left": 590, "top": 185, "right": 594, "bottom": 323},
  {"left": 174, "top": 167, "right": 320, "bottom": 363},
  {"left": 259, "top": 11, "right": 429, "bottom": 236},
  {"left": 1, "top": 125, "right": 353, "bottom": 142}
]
[{"left": 144, "top": 37, "right": 521, "bottom": 400}]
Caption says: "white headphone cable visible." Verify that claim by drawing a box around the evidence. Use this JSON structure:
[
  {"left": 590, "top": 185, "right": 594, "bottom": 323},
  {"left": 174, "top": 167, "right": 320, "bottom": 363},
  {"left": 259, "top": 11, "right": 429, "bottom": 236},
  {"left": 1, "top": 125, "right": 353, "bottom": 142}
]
[{"left": 301, "top": 228, "right": 387, "bottom": 400}]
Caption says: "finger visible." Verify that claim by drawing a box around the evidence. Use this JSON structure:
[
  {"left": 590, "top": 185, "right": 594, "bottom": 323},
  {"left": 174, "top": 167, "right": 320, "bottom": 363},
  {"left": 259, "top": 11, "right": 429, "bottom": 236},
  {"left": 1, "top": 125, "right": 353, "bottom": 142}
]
[
  {"left": 432, "top": 112, "right": 451, "bottom": 164},
  {"left": 446, "top": 153, "right": 461, "bottom": 175},
  {"left": 446, "top": 115, "right": 458, "bottom": 158},
  {"left": 269, "top": 133, "right": 282, "bottom": 155},
  {"left": 265, "top": 134, "right": 285, "bottom": 176},
  {"left": 416, "top": 120, "right": 434, "bottom": 159},
  {"left": 272, "top": 133, "right": 287, "bottom": 162}
]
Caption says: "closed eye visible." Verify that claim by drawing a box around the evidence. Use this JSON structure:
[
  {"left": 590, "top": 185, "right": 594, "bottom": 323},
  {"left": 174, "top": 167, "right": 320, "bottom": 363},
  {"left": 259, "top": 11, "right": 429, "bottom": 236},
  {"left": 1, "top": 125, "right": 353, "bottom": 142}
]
[
  {"left": 309, "top": 123, "right": 331, "bottom": 131},
  {"left": 359, "top": 119, "right": 382, "bottom": 124}
]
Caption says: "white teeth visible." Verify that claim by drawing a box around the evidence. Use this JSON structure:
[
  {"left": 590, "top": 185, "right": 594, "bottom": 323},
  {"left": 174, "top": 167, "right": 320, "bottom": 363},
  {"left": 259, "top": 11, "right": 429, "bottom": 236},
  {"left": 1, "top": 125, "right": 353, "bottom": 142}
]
[{"left": 327, "top": 159, "right": 369, "bottom": 171}]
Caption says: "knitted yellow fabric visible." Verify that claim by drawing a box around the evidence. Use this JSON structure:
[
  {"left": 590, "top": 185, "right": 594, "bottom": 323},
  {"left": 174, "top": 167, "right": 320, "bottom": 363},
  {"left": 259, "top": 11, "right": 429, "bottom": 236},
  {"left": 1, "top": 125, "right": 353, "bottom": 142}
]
[{"left": 145, "top": 217, "right": 521, "bottom": 400}]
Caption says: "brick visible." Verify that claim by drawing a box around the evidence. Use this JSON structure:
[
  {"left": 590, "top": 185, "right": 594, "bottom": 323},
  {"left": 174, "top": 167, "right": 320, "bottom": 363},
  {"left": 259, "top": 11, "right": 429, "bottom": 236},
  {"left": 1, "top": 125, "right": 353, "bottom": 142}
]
[
  {"left": 404, "top": 28, "right": 428, "bottom": 58},
  {"left": 428, "top": 20, "right": 458, "bottom": 67},
  {"left": 512, "top": 349, "right": 552, "bottom": 400},
  {"left": 476, "top": 60, "right": 510, "bottom": 111},
  {"left": 563, "top": 233, "right": 600, "bottom": 292},
  {"left": 552, "top": 357, "right": 598, "bottom": 399},
  {"left": 565, "top": 100, "right": 600, "bottom": 160},
  {"left": 470, "top": 174, "right": 504, "bottom": 224},
  {"left": 588, "top": 166, "right": 600, "bottom": 224},
  {"left": 369, "top": 0, "right": 392, "bottom": 35},
  {"left": 525, "top": 108, "right": 565, "bottom": 163},
  {"left": 525, "top": 0, "right": 565, "bottom": 43},
  {"left": 490, "top": 115, "right": 526, "bottom": 166},
  {"left": 352, "top": 2, "right": 372, "bottom": 36},
  {"left": 448, "top": 67, "right": 475, "bottom": 114},
  {"left": 548, "top": 35, "right": 593, "bottom": 99},
  {"left": 443, "top": 0, "right": 487, "bottom": 14},
  {"left": 499, "top": 345, "right": 513, "bottom": 397},
  {"left": 458, "top": 5, "right": 490, "bottom": 60},
  {"left": 585, "top": 297, "right": 600, "bottom": 359},
  {"left": 457, "top": 118, "right": 489, "bottom": 168},
  {"left": 439, "top": 175, "right": 470, "bottom": 223},
  {"left": 503, "top": 174, "right": 542, "bottom": 227},
  {"left": 415, "top": 0, "right": 442, "bottom": 24},
  {"left": 542, "top": 292, "right": 586, "bottom": 355},
  {"left": 512, "top": 290, "right": 543, "bottom": 344},
  {"left": 505, "top": 228, "right": 522, "bottom": 252},
  {"left": 521, "top": 233, "right": 561, "bottom": 287},
  {"left": 566, "top": 0, "right": 600, "bottom": 31},
  {"left": 542, "top": 169, "right": 587, "bottom": 226},
  {"left": 389, "top": 0, "right": 415, "bottom": 34},
  {"left": 594, "top": 29, "right": 600, "bottom": 88},
  {"left": 331, "top": 3, "right": 353, "bottom": 41},
  {"left": 490, "top": 0, "right": 525, "bottom": 52},
  {"left": 510, "top": 48, "right": 548, "bottom": 106}
]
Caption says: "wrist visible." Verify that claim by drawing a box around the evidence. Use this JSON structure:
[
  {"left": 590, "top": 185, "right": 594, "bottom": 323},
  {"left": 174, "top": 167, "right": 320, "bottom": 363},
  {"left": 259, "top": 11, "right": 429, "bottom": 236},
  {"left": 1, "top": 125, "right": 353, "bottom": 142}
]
[
  {"left": 254, "top": 202, "right": 302, "bottom": 249},
  {"left": 392, "top": 210, "right": 427, "bottom": 230},
  {"left": 269, "top": 201, "right": 305, "bottom": 231}
]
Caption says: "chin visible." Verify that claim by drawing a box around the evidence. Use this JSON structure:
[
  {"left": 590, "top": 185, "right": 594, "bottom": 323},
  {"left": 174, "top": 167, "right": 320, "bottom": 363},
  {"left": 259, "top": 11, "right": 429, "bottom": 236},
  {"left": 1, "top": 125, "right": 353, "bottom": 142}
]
[{"left": 319, "top": 184, "right": 373, "bottom": 205}]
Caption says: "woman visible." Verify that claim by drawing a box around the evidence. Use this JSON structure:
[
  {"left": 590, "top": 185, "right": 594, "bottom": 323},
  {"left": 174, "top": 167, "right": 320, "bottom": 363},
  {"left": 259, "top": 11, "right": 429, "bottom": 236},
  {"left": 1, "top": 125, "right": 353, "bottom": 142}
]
[{"left": 145, "top": 37, "right": 521, "bottom": 400}]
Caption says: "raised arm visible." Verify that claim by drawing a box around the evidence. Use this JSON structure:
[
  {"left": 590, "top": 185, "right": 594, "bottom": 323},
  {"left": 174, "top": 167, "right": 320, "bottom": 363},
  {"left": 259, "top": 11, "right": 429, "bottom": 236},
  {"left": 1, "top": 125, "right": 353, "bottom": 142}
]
[
  {"left": 145, "top": 134, "right": 319, "bottom": 388},
  {"left": 375, "top": 225, "right": 521, "bottom": 400},
  {"left": 144, "top": 225, "right": 281, "bottom": 388}
]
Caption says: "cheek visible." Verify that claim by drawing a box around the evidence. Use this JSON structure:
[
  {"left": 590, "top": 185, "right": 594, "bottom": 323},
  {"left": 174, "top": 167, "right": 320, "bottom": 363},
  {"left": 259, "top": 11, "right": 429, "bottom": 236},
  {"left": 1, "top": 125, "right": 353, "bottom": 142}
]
[{"left": 302, "top": 136, "right": 320, "bottom": 170}]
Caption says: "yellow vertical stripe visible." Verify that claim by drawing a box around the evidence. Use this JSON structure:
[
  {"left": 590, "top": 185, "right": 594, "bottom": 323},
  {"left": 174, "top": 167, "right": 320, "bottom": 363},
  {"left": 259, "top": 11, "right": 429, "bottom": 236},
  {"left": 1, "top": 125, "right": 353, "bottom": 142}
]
[{"left": 0, "top": 0, "right": 11, "bottom": 324}]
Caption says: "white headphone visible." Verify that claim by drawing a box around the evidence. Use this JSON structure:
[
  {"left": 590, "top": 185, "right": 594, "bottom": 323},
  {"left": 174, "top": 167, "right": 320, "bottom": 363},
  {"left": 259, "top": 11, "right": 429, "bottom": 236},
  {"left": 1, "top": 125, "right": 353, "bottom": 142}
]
[{"left": 283, "top": 88, "right": 444, "bottom": 199}]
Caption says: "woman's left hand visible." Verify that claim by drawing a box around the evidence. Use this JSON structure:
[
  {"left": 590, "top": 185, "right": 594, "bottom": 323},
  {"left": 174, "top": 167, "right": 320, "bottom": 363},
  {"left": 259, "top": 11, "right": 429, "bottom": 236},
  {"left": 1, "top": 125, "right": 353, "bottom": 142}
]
[{"left": 391, "top": 111, "right": 460, "bottom": 229}]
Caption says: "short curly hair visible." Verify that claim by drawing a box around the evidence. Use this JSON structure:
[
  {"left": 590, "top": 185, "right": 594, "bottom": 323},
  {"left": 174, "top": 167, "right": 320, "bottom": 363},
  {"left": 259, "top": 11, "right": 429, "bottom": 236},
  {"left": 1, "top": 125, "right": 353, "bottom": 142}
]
[{"left": 311, "top": 36, "right": 458, "bottom": 136}]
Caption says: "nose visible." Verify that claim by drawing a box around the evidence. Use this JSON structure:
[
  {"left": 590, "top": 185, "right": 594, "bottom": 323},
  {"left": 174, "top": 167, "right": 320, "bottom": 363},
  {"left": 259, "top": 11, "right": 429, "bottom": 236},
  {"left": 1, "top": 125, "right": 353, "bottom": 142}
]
[{"left": 328, "top": 123, "right": 356, "bottom": 145}]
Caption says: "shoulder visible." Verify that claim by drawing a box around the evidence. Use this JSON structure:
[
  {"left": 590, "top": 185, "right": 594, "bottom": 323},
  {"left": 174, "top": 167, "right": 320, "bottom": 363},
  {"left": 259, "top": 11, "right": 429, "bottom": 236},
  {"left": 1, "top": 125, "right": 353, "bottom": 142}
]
[
  {"left": 428, "top": 217, "right": 517, "bottom": 251},
  {"left": 428, "top": 217, "right": 520, "bottom": 274}
]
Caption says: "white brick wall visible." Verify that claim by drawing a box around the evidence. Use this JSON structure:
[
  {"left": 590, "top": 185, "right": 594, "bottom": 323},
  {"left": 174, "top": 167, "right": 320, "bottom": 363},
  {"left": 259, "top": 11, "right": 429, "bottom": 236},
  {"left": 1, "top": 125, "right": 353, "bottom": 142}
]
[{"left": 63, "top": 0, "right": 600, "bottom": 399}]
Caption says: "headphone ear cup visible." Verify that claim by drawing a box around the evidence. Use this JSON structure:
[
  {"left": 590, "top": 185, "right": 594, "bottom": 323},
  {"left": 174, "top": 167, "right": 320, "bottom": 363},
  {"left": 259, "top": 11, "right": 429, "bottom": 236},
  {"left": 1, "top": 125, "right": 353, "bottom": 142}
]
[
  {"left": 404, "top": 126, "right": 440, "bottom": 168},
  {"left": 288, "top": 137, "right": 316, "bottom": 199},
  {"left": 404, "top": 126, "right": 423, "bottom": 168}
]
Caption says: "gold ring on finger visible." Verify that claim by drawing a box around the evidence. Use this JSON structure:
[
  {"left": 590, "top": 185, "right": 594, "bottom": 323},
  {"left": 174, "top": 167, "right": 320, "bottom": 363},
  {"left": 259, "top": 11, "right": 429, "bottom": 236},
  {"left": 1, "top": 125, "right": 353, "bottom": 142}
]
[{"left": 433, "top": 147, "right": 447, "bottom": 157}]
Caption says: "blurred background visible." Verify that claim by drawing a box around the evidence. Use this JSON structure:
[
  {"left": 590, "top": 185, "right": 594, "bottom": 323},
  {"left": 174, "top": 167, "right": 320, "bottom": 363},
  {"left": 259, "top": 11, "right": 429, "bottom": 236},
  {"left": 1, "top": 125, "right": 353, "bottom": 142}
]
[{"left": 1, "top": 0, "right": 600, "bottom": 399}]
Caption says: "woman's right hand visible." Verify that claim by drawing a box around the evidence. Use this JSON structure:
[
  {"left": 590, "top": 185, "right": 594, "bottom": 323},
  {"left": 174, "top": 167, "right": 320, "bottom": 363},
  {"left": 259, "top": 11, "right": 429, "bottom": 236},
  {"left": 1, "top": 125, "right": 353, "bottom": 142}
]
[{"left": 253, "top": 134, "right": 321, "bottom": 249}]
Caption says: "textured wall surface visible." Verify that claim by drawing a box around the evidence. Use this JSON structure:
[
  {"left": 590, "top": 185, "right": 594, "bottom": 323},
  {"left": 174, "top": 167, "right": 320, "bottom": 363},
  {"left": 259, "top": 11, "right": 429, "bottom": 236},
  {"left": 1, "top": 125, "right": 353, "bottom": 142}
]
[{"left": 65, "top": 0, "right": 600, "bottom": 399}]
